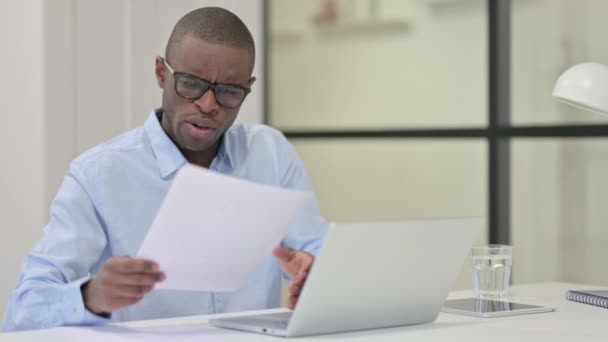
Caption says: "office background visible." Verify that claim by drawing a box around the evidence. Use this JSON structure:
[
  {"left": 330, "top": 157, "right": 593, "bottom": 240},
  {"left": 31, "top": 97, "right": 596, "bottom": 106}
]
[{"left": 1, "top": 0, "right": 608, "bottom": 315}]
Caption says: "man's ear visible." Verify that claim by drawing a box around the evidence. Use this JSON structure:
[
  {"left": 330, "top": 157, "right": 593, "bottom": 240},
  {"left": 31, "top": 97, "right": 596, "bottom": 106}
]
[{"left": 155, "top": 56, "right": 166, "bottom": 88}]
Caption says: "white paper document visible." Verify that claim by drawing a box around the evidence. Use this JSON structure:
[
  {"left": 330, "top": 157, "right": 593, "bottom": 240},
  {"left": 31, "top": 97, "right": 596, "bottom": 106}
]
[{"left": 137, "top": 164, "right": 312, "bottom": 292}]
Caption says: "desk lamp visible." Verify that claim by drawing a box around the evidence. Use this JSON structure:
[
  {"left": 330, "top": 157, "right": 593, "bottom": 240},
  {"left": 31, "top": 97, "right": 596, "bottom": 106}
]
[
  {"left": 553, "top": 63, "right": 608, "bottom": 311},
  {"left": 553, "top": 62, "right": 608, "bottom": 114}
]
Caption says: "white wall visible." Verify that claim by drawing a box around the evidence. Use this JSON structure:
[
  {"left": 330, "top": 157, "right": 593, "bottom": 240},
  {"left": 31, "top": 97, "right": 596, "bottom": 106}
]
[
  {"left": 45, "top": 0, "right": 265, "bottom": 202},
  {"left": 0, "top": 0, "right": 46, "bottom": 318},
  {"left": 1, "top": 0, "right": 264, "bottom": 317}
]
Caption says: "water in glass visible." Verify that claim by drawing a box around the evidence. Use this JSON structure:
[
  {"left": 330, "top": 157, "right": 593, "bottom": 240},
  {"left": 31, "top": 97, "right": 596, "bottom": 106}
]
[{"left": 472, "top": 254, "right": 512, "bottom": 299}]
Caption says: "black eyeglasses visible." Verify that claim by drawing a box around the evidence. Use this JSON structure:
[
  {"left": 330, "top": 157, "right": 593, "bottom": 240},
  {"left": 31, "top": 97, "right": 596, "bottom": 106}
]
[{"left": 163, "top": 59, "right": 251, "bottom": 108}]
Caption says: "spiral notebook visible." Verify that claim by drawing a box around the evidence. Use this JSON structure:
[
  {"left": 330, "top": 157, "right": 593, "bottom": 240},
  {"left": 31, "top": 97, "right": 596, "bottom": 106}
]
[{"left": 566, "top": 290, "right": 608, "bottom": 309}]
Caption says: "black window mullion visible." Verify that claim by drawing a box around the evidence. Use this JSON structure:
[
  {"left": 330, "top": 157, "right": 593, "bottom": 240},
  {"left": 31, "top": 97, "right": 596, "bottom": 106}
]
[
  {"left": 262, "top": 0, "right": 269, "bottom": 125},
  {"left": 488, "top": 0, "right": 511, "bottom": 245}
]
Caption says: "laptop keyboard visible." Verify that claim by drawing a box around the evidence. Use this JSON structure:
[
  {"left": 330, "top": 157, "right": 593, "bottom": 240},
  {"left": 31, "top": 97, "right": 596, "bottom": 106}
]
[{"left": 232, "top": 312, "right": 292, "bottom": 330}]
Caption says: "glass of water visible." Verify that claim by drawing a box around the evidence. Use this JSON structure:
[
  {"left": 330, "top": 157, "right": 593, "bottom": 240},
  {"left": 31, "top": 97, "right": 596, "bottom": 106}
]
[{"left": 471, "top": 245, "right": 512, "bottom": 299}]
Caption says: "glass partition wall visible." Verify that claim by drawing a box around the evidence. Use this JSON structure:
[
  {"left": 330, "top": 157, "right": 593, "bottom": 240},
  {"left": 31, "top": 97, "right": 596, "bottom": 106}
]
[{"left": 267, "top": 0, "right": 608, "bottom": 289}]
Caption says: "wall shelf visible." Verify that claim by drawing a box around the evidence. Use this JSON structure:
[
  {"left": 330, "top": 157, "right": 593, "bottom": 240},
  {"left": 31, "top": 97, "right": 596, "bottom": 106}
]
[
  {"left": 425, "top": 0, "right": 482, "bottom": 14},
  {"left": 270, "top": 31, "right": 303, "bottom": 44},
  {"left": 315, "top": 19, "right": 410, "bottom": 38}
]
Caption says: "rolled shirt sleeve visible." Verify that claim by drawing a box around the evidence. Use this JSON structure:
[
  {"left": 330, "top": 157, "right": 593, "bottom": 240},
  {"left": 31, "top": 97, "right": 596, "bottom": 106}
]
[{"left": 3, "top": 168, "right": 110, "bottom": 331}]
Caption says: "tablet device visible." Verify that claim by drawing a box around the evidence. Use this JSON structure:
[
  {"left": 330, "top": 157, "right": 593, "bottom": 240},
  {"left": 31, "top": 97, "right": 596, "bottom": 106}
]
[{"left": 441, "top": 298, "right": 556, "bottom": 318}]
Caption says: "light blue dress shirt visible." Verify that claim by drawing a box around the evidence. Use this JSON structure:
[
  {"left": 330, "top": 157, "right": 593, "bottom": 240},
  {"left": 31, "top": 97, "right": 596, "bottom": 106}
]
[{"left": 3, "top": 110, "right": 328, "bottom": 332}]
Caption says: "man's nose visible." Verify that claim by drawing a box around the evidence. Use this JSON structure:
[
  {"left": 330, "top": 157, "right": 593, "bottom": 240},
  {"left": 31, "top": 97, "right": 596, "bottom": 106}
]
[{"left": 193, "top": 88, "right": 220, "bottom": 113}]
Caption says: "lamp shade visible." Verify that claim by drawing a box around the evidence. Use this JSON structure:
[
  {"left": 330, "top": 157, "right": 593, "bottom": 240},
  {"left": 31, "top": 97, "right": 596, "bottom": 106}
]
[{"left": 552, "top": 62, "right": 608, "bottom": 114}]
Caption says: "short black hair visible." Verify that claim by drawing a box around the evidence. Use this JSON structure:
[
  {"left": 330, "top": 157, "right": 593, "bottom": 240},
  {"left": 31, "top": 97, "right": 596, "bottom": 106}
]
[{"left": 165, "top": 7, "right": 255, "bottom": 66}]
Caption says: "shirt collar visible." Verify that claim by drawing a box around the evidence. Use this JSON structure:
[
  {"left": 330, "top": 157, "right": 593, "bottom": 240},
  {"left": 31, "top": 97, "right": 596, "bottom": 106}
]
[
  {"left": 144, "top": 109, "right": 233, "bottom": 178},
  {"left": 214, "top": 129, "right": 234, "bottom": 171},
  {"left": 144, "top": 109, "right": 186, "bottom": 178}
]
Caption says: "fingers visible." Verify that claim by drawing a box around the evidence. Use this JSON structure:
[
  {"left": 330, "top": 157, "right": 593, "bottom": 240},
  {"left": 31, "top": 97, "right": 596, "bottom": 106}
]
[
  {"left": 275, "top": 249, "right": 314, "bottom": 281},
  {"left": 286, "top": 263, "right": 309, "bottom": 285},
  {"left": 113, "top": 271, "right": 165, "bottom": 286},
  {"left": 294, "top": 268, "right": 308, "bottom": 282},
  {"left": 288, "top": 269, "right": 308, "bottom": 295},
  {"left": 273, "top": 247, "right": 296, "bottom": 262},
  {"left": 104, "top": 257, "right": 165, "bottom": 286},
  {"left": 87, "top": 281, "right": 157, "bottom": 313},
  {"left": 112, "top": 284, "right": 156, "bottom": 299},
  {"left": 287, "top": 276, "right": 307, "bottom": 310},
  {"left": 108, "top": 257, "right": 159, "bottom": 273},
  {"left": 288, "top": 281, "right": 303, "bottom": 297},
  {"left": 85, "top": 257, "right": 166, "bottom": 313},
  {"left": 288, "top": 293, "right": 299, "bottom": 310},
  {"left": 285, "top": 256, "right": 313, "bottom": 310},
  {"left": 102, "top": 293, "right": 148, "bottom": 312}
]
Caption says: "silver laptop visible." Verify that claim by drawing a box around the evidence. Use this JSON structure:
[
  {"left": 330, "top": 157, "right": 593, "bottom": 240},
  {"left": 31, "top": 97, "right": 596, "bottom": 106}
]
[{"left": 209, "top": 217, "right": 481, "bottom": 337}]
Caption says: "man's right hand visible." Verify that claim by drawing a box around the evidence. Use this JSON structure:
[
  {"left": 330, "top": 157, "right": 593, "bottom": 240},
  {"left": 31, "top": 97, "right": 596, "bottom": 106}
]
[{"left": 81, "top": 256, "right": 165, "bottom": 316}]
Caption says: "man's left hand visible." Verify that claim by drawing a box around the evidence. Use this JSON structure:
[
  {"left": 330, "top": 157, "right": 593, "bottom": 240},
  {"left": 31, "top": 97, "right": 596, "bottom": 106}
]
[{"left": 273, "top": 247, "right": 314, "bottom": 310}]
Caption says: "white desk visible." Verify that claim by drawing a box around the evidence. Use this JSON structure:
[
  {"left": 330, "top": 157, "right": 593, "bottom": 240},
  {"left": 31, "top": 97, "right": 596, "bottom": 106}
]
[{"left": 3, "top": 282, "right": 607, "bottom": 341}]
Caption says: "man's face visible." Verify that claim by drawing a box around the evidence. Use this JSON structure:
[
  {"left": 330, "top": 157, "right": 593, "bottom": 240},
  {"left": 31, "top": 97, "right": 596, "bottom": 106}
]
[{"left": 155, "top": 36, "right": 254, "bottom": 154}]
